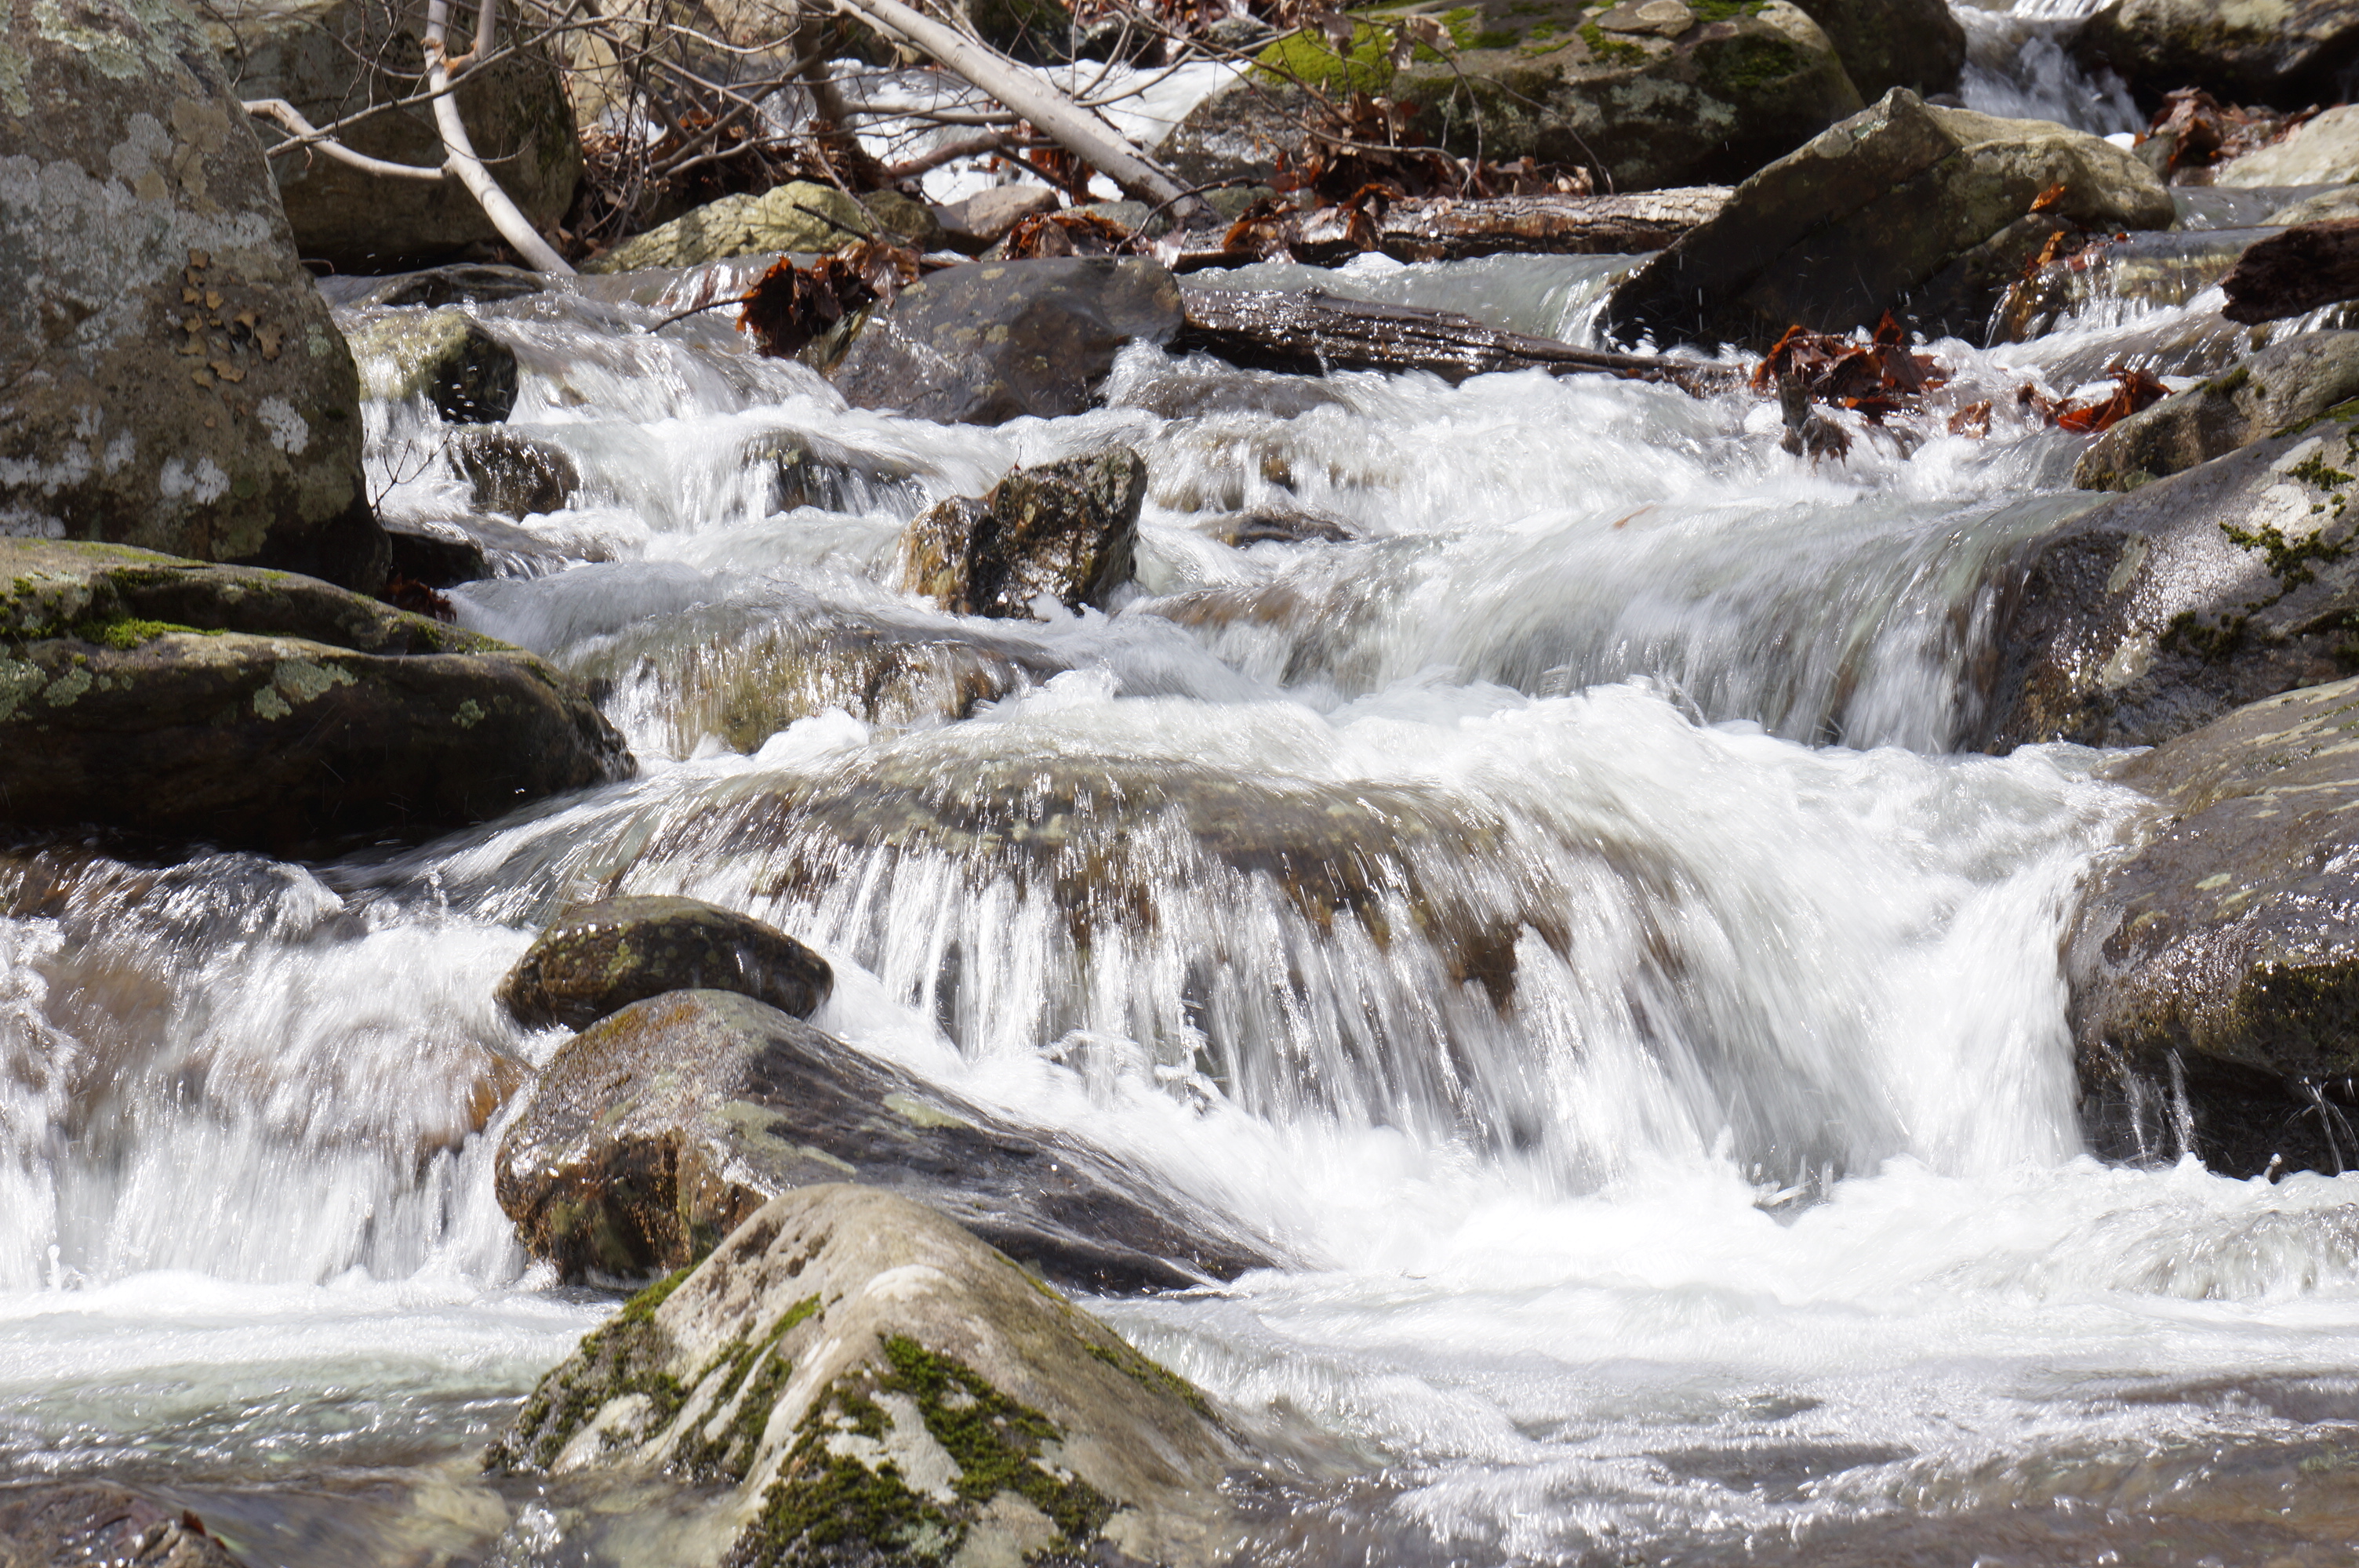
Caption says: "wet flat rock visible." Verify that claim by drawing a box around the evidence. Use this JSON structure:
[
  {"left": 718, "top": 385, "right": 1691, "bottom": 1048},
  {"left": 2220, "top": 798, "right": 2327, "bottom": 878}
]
[
  {"left": 2072, "top": 677, "right": 2359, "bottom": 1176},
  {"left": 499, "top": 895, "right": 831, "bottom": 1031},
  {"left": 487, "top": 1185, "right": 1250, "bottom": 1567},
  {"left": 495, "top": 989, "right": 1277, "bottom": 1294}
]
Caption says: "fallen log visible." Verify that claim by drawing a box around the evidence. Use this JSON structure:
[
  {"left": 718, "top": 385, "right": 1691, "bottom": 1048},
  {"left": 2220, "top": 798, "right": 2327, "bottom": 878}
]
[
  {"left": 1376, "top": 188, "right": 1729, "bottom": 262},
  {"left": 1170, "top": 288, "right": 1735, "bottom": 395},
  {"left": 2221, "top": 217, "right": 2359, "bottom": 323}
]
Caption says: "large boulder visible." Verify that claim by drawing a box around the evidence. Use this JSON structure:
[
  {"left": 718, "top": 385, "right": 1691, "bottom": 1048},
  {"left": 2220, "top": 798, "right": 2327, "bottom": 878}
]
[
  {"left": 0, "top": 1483, "right": 247, "bottom": 1568},
  {"left": 1968, "top": 412, "right": 2359, "bottom": 753},
  {"left": 493, "top": 989, "right": 1276, "bottom": 1293},
  {"left": 201, "top": 0, "right": 580, "bottom": 270},
  {"left": 0, "top": 0, "right": 387, "bottom": 591},
  {"left": 2076, "top": 0, "right": 2359, "bottom": 111},
  {"left": 1169, "top": 0, "right": 1860, "bottom": 194},
  {"left": 486, "top": 1185, "right": 1251, "bottom": 1566},
  {"left": 0, "top": 539, "right": 631, "bottom": 849},
  {"left": 830, "top": 257, "right": 1184, "bottom": 425},
  {"left": 2073, "top": 678, "right": 2359, "bottom": 1177},
  {"left": 582, "top": 182, "right": 875, "bottom": 274},
  {"left": 2075, "top": 332, "right": 2359, "bottom": 493},
  {"left": 900, "top": 447, "right": 1147, "bottom": 619},
  {"left": 1792, "top": 0, "right": 1963, "bottom": 100},
  {"left": 1602, "top": 89, "right": 2175, "bottom": 351},
  {"left": 497, "top": 895, "right": 832, "bottom": 1031}
]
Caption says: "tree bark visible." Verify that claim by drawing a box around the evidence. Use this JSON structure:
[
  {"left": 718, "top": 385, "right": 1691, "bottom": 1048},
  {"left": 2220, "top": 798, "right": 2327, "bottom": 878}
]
[
  {"left": 2221, "top": 218, "right": 2359, "bottom": 324},
  {"left": 1376, "top": 188, "right": 1730, "bottom": 262}
]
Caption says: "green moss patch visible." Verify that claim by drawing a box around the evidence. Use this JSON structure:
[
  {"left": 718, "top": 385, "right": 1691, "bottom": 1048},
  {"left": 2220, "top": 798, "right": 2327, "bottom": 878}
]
[
  {"left": 486, "top": 1267, "right": 693, "bottom": 1474},
  {"left": 0, "top": 615, "right": 215, "bottom": 650},
  {"left": 1579, "top": 22, "right": 1647, "bottom": 64},
  {"left": 674, "top": 1294, "right": 823, "bottom": 1484}
]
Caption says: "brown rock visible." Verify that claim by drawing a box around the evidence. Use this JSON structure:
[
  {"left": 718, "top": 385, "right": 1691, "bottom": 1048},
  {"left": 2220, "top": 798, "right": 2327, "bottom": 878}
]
[{"left": 496, "top": 895, "right": 832, "bottom": 1032}]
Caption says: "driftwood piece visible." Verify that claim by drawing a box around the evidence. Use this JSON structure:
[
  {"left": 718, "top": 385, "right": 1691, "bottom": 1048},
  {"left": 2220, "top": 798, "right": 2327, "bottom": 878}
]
[
  {"left": 2221, "top": 218, "right": 2359, "bottom": 324},
  {"left": 1376, "top": 188, "right": 1729, "bottom": 261},
  {"left": 1171, "top": 289, "right": 1733, "bottom": 395}
]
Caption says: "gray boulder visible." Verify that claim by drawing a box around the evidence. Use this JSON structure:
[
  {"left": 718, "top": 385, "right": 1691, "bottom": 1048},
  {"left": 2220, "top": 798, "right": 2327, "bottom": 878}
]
[
  {"left": 1603, "top": 89, "right": 2175, "bottom": 351},
  {"left": 2073, "top": 677, "right": 2359, "bottom": 1176},
  {"left": 493, "top": 989, "right": 1277, "bottom": 1293},
  {"left": 498, "top": 895, "right": 832, "bottom": 1031},
  {"left": 1968, "top": 412, "right": 2359, "bottom": 753},
  {"left": 0, "top": 538, "right": 630, "bottom": 850},
  {"left": 2076, "top": 0, "right": 2359, "bottom": 111},
  {"left": 830, "top": 257, "right": 1183, "bottom": 425},
  {"left": 2077, "top": 332, "right": 2359, "bottom": 492},
  {"left": 0, "top": 0, "right": 387, "bottom": 592},
  {"left": 932, "top": 183, "right": 1061, "bottom": 252},
  {"left": 1794, "top": 0, "right": 1965, "bottom": 100},
  {"left": 2219, "top": 104, "right": 2359, "bottom": 188},
  {"left": 486, "top": 1185, "right": 1250, "bottom": 1567},
  {"left": 900, "top": 448, "right": 1147, "bottom": 619},
  {"left": 345, "top": 307, "right": 520, "bottom": 423},
  {"left": 201, "top": 0, "right": 580, "bottom": 270}
]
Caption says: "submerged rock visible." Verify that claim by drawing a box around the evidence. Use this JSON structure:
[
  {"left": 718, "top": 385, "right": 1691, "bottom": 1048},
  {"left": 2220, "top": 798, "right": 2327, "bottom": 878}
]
[
  {"left": 2076, "top": 0, "right": 2359, "bottom": 111},
  {"left": 486, "top": 1185, "right": 1250, "bottom": 1566},
  {"left": 2075, "top": 332, "right": 2359, "bottom": 492},
  {"left": 498, "top": 895, "right": 832, "bottom": 1031},
  {"left": 829, "top": 258, "right": 1184, "bottom": 426},
  {"left": 2073, "top": 677, "right": 2359, "bottom": 1177},
  {"left": 1968, "top": 412, "right": 2359, "bottom": 753},
  {"left": 1602, "top": 89, "right": 2174, "bottom": 351},
  {"left": 0, "top": 1482, "right": 248, "bottom": 1567},
  {"left": 345, "top": 309, "right": 520, "bottom": 423},
  {"left": 448, "top": 428, "right": 581, "bottom": 517},
  {"left": 899, "top": 448, "right": 1147, "bottom": 619},
  {"left": 584, "top": 183, "right": 875, "bottom": 274},
  {"left": 494, "top": 989, "right": 1274, "bottom": 1292},
  {"left": 0, "top": 0, "right": 387, "bottom": 593},
  {"left": 201, "top": 0, "right": 580, "bottom": 270},
  {"left": 0, "top": 539, "right": 631, "bottom": 850}
]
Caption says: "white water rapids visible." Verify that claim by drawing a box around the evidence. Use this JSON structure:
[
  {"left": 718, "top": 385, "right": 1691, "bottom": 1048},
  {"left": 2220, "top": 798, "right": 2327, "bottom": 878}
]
[{"left": 13, "top": 22, "right": 2359, "bottom": 1565}]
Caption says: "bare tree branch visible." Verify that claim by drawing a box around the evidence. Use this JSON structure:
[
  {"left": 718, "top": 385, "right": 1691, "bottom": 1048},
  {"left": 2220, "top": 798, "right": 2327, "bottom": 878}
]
[
  {"left": 242, "top": 97, "right": 454, "bottom": 180},
  {"left": 425, "top": 0, "right": 576, "bottom": 270}
]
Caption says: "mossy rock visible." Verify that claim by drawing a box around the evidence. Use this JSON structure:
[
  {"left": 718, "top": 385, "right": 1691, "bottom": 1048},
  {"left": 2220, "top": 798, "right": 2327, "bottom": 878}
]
[
  {"left": 488, "top": 1185, "right": 1249, "bottom": 1566},
  {"left": 498, "top": 895, "right": 833, "bottom": 1031},
  {"left": 587, "top": 183, "right": 876, "bottom": 274},
  {"left": 346, "top": 308, "right": 520, "bottom": 424},
  {"left": 2076, "top": 332, "right": 2359, "bottom": 494},
  {"left": 0, "top": 539, "right": 630, "bottom": 850}
]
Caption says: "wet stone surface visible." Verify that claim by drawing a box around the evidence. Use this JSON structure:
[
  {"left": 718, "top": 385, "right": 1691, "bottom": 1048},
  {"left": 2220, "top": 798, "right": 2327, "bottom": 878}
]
[{"left": 497, "top": 895, "right": 832, "bottom": 1032}]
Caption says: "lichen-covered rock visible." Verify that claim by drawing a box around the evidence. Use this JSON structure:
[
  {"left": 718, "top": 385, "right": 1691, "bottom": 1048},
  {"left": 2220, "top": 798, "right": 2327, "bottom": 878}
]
[
  {"left": 498, "top": 895, "right": 832, "bottom": 1031},
  {"left": 1602, "top": 89, "right": 2175, "bottom": 351},
  {"left": 2076, "top": 0, "right": 2359, "bottom": 111},
  {"left": 1179, "top": 0, "right": 1862, "bottom": 194},
  {"left": 485, "top": 1185, "right": 1250, "bottom": 1567},
  {"left": 1968, "top": 412, "right": 2359, "bottom": 753},
  {"left": 583, "top": 183, "right": 874, "bottom": 274},
  {"left": 493, "top": 989, "right": 1275, "bottom": 1293},
  {"left": 201, "top": 0, "right": 580, "bottom": 270},
  {"left": 829, "top": 258, "right": 1183, "bottom": 426},
  {"left": 2075, "top": 332, "right": 2359, "bottom": 492},
  {"left": 0, "top": 0, "right": 387, "bottom": 592},
  {"left": 345, "top": 308, "right": 520, "bottom": 423},
  {"left": 2073, "top": 677, "right": 2359, "bottom": 1176},
  {"left": 2219, "top": 103, "right": 2359, "bottom": 187},
  {"left": 1791, "top": 0, "right": 1963, "bottom": 100},
  {"left": 0, "top": 1482, "right": 249, "bottom": 1568},
  {"left": 0, "top": 538, "right": 631, "bottom": 849},
  {"left": 899, "top": 448, "right": 1147, "bottom": 619}
]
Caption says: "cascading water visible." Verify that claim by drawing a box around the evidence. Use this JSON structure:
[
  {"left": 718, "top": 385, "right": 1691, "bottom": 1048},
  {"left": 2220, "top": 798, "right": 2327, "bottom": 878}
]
[{"left": 16, "top": 20, "right": 2359, "bottom": 1566}]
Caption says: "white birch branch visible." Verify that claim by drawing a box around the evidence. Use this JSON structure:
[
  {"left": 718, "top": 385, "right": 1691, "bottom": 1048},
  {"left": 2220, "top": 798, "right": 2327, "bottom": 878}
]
[
  {"left": 242, "top": 98, "right": 453, "bottom": 181},
  {"left": 425, "top": 0, "right": 576, "bottom": 274}
]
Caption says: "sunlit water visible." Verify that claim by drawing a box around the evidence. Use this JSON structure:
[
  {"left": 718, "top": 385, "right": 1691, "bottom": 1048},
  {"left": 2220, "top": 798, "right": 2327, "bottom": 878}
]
[{"left": 14, "top": 26, "right": 2359, "bottom": 1566}]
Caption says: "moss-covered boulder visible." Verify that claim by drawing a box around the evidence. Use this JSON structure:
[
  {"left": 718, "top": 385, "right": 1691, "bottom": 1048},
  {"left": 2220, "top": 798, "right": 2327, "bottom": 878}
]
[
  {"left": 899, "top": 448, "right": 1147, "bottom": 619},
  {"left": 201, "top": 0, "right": 580, "bottom": 270},
  {"left": 2076, "top": 332, "right": 2359, "bottom": 493},
  {"left": 0, "top": 539, "right": 630, "bottom": 850},
  {"left": 0, "top": 0, "right": 387, "bottom": 593},
  {"left": 498, "top": 895, "right": 832, "bottom": 1031},
  {"left": 487, "top": 1185, "right": 1250, "bottom": 1566},
  {"left": 1170, "top": 0, "right": 1861, "bottom": 194},
  {"left": 2073, "top": 677, "right": 2359, "bottom": 1176},
  {"left": 2076, "top": 0, "right": 2359, "bottom": 111},
  {"left": 1790, "top": 0, "right": 1962, "bottom": 100},
  {"left": 583, "top": 183, "right": 875, "bottom": 274},
  {"left": 1969, "top": 412, "right": 2359, "bottom": 754},
  {"left": 345, "top": 307, "right": 520, "bottom": 423},
  {"left": 1603, "top": 89, "right": 2175, "bottom": 350},
  {"left": 493, "top": 989, "right": 1275, "bottom": 1293},
  {"left": 831, "top": 258, "right": 1184, "bottom": 426}
]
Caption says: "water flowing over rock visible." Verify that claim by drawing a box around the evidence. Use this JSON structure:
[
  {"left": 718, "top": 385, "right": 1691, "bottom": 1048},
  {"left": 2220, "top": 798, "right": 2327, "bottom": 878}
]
[
  {"left": 344, "top": 307, "right": 520, "bottom": 423},
  {"left": 0, "top": 1482, "right": 249, "bottom": 1567},
  {"left": 830, "top": 258, "right": 1184, "bottom": 425},
  {"left": 1602, "top": 89, "right": 2175, "bottom": 351},
  {"left": 899, "top": 448, "right": 1147, "bottom": 619},
  {"left": 198, "top": 0, "right": 580, "bottom": 270},
  {"left": 498, "top": 895, "right": 832, "bottom": 1031},
  {"left": 0, "top": 0, "right": 387, "bottom": 592},
  {"left": 2073, "top": 677, "right": 2359, "bottom": 1177},
  {"left": 494, "top": 989, "right": 1276, "bottom": 1292},
  {"left": 1970, "top": 412, "right": 2359, "bottom": 753},
  {"left": 2075, "top": 332, "right": 2359, "bottom": 493},
  {"left": 2076, "top": 0, "right": 2359, "bottom": 111},
  {"left": 1792, "top": 0, "right": 1964, "bottom": 100},
  {"left": 583, "top": 183, "right": 875, "bottom": 274},
  {"left": 0, "top": 539, "right": 630, "bottom": 850},
  {"left": 486, "top": 1185, "right": 1251, "bottom": 1566}
]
